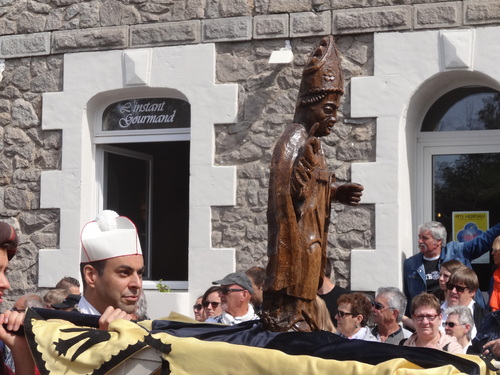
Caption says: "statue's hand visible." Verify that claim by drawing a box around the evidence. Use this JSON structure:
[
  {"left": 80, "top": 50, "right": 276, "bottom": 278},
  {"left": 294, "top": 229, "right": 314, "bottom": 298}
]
[
  {"left": 333, "top": 183, "right": 364, "bottom": 205},
  {"left": 302, "top": 136, "right": 321, "bottom": 169}
]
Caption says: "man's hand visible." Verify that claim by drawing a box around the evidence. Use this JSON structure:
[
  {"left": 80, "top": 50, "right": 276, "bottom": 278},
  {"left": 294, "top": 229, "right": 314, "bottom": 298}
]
[
  {"left": 483, "top": 338, "right": 500, "bottom": 357},
  {"left": 98, "top": 306, "right": 133, "bottom": 331},
  {"left": 333, "top": 183, "right": 364, "bottom": 205}
]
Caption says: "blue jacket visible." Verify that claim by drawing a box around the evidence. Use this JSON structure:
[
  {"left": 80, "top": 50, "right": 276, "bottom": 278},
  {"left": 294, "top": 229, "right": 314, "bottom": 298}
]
[{"left": 403, "top": 223, "right": 500, "bottom": 314}]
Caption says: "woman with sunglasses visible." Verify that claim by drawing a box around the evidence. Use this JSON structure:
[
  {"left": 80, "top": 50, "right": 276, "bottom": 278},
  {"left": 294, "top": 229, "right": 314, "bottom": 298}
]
[
  {"left": 201, "top": 286, "right": 222, "bottom": 321},
  {"left": 438, "top": 260, "right": 466, "bottom": 302},
  {"left": 335, "top": 292, "right": 377, "bottom": 341},
  {"left": 441, "top": 267, "right": 487, "bottom": 340},
  {"left": 193, "top": 296, "right": 204, "bottom": 322},
  {"left": 403, "top": 293, "right": 462, "bottom": 353},
  {"left": 443, "top": 306, "right": 474, "bottom": 353}
]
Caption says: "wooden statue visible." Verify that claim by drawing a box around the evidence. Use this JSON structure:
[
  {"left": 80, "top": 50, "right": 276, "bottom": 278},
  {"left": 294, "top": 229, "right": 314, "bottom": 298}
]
[{"left": 262, "top": 36, "right": 364, "bottom": 332}]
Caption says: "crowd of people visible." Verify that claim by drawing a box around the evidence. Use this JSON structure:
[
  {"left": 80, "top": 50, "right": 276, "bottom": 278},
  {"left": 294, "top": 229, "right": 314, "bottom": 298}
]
[
  {"left": 3, "top": 211, "right": 500, "bottom": 373},
  {"left": 191, "top": 220, "right": 500, "bottom": 362}
]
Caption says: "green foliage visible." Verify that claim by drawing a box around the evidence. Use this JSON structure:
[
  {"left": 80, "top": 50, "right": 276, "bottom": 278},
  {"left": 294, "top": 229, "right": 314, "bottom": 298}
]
[{"left": 156, "top": 280, "right": 171, "bottom": 293}]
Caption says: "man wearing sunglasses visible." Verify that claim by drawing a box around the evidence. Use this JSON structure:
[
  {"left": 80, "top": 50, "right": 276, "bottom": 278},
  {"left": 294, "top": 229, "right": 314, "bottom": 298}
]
[
  {"left": 370, "top": 287, "right": 412, "bottom": 344},
  {"left": 206, "top": 272, "right": 259, "bottom": 325},
  {"left": 440, "top": 267, "right": 487, "bottom": 340},
  {"left": 403, "top": 220, "right": 500, "bottom": 314}
]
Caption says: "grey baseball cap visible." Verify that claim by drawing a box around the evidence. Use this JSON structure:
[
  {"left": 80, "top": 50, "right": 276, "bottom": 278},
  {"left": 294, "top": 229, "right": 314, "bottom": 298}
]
[{"left": 212, "top": 272, "right": 254, "bottom": 294}]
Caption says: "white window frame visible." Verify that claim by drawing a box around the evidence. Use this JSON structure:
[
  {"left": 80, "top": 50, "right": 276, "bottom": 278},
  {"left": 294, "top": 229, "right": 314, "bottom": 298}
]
[{"left": 94, "top": 95, "right": 191, "bottom": 291}]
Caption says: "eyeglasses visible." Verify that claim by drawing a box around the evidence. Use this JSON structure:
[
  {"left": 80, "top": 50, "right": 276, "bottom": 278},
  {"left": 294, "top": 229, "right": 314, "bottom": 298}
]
[
  {"left": 372, "top": 301, "right": 389, "bottom": 310},
  {"left": 335, "top": 310, "right": 355, "bottom": 318},
  {"left": 443, "top": 321, "right": 463, "bottom": 328},
  {"left": 202, "top": 301, "right": 220, "bottom": 308},
  {"left": 221, "top": 287, "right": 245, "bottom": 295},
  {"left": 446, "top": 282, "right": 468, "bottom": 293},
  {"left": 413, "top": 314, "right": 439, "bottom": 322},
  {"left": 193, "top": 304, "right": 203, "bottom": 311}
]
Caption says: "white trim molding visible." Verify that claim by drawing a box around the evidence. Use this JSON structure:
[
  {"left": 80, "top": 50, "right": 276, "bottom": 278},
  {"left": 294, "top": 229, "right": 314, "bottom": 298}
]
[
  {"left": 349, "top": 27, "right": 500, "bottom": 292},
  {"left": 38, "top": 44, "right": 238, "bottom": 318}
]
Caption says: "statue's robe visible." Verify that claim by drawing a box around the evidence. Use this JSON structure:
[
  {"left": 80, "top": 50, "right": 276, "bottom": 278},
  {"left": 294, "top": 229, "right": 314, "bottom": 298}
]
[{"left": 264, "top": 122, "right": 334, "bottom": 301}]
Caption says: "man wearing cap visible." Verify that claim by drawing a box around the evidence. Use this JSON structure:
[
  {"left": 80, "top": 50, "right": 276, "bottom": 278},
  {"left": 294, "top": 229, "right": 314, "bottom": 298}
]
[
  {"left": 206, "top": 272, "right": 259, "bottom": 325},
  {"left": 78, "top": 210, "right": 144, "bottom": 321},
  {"left": 52, "top": 294, "right": 81, "bottom": 312}
]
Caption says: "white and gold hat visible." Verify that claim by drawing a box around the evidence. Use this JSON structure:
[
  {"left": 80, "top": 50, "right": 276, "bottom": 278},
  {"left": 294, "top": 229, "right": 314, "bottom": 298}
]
[{"left": 80, "top": 210, "right": 142, "bottom": 263}]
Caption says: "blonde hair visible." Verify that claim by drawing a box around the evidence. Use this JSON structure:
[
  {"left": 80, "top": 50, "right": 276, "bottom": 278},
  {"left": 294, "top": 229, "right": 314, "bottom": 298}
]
[
  {"left": 493, "top": 236, "right": 500, "bottom": 251},
  {"left": 312, "top": 296, "right": 336, "bottom": 333},
  {"left": 43, "top": 288, "right": 69, "bottom": 307}
]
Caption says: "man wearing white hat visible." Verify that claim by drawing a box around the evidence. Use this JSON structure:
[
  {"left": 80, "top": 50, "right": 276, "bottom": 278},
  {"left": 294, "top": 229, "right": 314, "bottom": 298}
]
[{"left": 78, "top": 210, "right": 144, "bottom": 318}]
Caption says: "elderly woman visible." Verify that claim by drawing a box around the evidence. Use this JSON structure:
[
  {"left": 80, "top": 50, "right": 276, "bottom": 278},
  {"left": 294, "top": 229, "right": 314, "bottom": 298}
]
[
  {"left": 335, "top": 292, "right": 377, "bottom": 341},
  {"left": 201, "top": 286, "right": 223, "bottom": 321},
  {"left": 444, "top": 305, "right": 474, "bottom": 353},
  {"left": 403, "top": 292, "right": 462, "bottom": 353},
  {"left": 0, "top": 222, "right": 36, "bottom": 374}
]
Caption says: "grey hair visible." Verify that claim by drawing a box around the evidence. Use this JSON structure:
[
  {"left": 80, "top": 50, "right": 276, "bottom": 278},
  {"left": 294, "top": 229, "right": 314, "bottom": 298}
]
[
  {"left": 445, "top": 305, "right": 474, "bottom": 339},
  {"left": 418, "top": 221, "right": 447, "bottom": 242},
  {"left": 376, "top": 287, "right": 407, "bottom": 323}
]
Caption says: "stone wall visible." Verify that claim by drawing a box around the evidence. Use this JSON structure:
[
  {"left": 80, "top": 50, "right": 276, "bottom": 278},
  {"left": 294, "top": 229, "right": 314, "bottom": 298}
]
[
  {"left": 212, "top": 36, "right": 375, "bottom": 287},
  {"left": 0, "top": 0, "right": 499, "bottom": 305}
]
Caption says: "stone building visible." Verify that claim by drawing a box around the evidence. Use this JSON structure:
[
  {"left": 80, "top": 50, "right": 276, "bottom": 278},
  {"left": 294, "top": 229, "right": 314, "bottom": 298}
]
[{"left": 0, "top": 0, "right": 499, "bottom": 318}]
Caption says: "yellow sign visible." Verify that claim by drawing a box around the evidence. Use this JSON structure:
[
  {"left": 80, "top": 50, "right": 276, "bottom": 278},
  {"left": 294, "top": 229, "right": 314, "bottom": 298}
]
[{"left": 452, "top": 211, "right": 489, "bottom": 242}]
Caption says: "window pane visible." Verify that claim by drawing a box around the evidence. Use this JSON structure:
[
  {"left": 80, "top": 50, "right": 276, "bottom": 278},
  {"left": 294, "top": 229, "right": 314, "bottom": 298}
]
[
  {"left": 104, "top": 142, "right": 190, "bottom": 282},
  {"left": 433, "top": 153, "right": 500, "bottom": 290},
  {"left": 422, "top": 88, "right": 500, "bottom": 131},
  {"left": 104, "top": 150, "right": 150, "bottom": 275}
]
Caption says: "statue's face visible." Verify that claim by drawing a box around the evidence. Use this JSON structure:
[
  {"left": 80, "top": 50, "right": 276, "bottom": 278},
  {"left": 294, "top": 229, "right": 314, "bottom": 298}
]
[{"left": 305, "top": 92, "right": 341, "bottom": 137}]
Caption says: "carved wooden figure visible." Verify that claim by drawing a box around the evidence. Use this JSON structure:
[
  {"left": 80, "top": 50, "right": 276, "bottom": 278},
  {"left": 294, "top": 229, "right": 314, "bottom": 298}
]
[{"left": 262, "top": 36, "right": 364, "bottom": 332}]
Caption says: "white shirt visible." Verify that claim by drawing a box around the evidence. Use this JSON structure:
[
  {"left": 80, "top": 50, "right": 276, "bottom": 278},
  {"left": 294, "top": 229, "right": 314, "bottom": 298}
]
[
  {"left": 77, "top": 295, "right": 101, "bottom": 315},
  {"left": 206, "top": 303, "right": 259, "bottom": 325}
]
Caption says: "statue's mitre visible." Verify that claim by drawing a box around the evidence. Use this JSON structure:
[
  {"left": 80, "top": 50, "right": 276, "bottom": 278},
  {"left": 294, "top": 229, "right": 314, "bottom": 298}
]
[{"left": 297, "top": 35, "right": 344, "bottom": 105}]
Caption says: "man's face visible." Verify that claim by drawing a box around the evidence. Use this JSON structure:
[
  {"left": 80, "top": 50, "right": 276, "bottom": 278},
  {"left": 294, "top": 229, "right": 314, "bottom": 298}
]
[
  {"left": 307, "top": 92, "right": 341, "bottom": 138},
  {"left": 446, "top": 281, "right": 475, "bottom": 307},
  {"left": 88, "top": 254, "right": 144, "bottom": 314},
  {"left": 418, "top": 230, "right": 442, "bottom": 257},
  {"left": 371, "top": 295, "right": 396, "bottom": 326},
  {"left": 219, "top": 283, "right": 246, "bottom": 316},
  {"left": 249, "top": 279, "right": 263, "bottom": 307},
  {"left": 69, "top": 285, "right": 81, "bottom": 295}
]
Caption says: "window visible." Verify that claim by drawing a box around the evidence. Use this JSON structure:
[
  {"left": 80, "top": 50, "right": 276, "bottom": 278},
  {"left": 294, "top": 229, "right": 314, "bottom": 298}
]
[
  {"left": 419, "top": 86, "right": 500, "bottom": 290},
  {"left": 96, "top": 96, "right": 191, "bottom": 288}
]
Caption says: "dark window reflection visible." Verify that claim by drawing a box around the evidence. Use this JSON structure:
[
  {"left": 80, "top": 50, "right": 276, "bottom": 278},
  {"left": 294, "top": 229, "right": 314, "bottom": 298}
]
[
  {"left": 422, "top": 87, "right": 500, "bottom": 131},
  {"left": 433, "top": 153, "right": 500, "bottom": 290}
]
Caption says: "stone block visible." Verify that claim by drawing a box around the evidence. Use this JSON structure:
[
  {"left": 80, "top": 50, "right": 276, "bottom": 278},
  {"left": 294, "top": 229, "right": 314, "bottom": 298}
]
[
  {"left": 253, "top": 14, "right": 289, "bottom": 39},
  {"left": 464, "top": 0, "right": 500, "bottom": 25},
  {"left": 131, "top": 21, "right": 201, "bottom": 47},
  {"left": 290, "top": 11, "right": 331, "bottom": 38},
  {"left": 269, "top": 0, "right": 311, "bottom": 13},
  {"left": 332, "top": 6, "right": 411, "bottom": 34},
  {"left": 202, "top": 16, "right": 252, "bottom": 42},
  {"left": 414, "top": 2, "right": 461, "bottom": 29},
  {"left": 52, "top": 26, "right": 128, "bottom": 53},
  {"left": 0, "top": 33, "right": 50, "bottom": 58}
]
